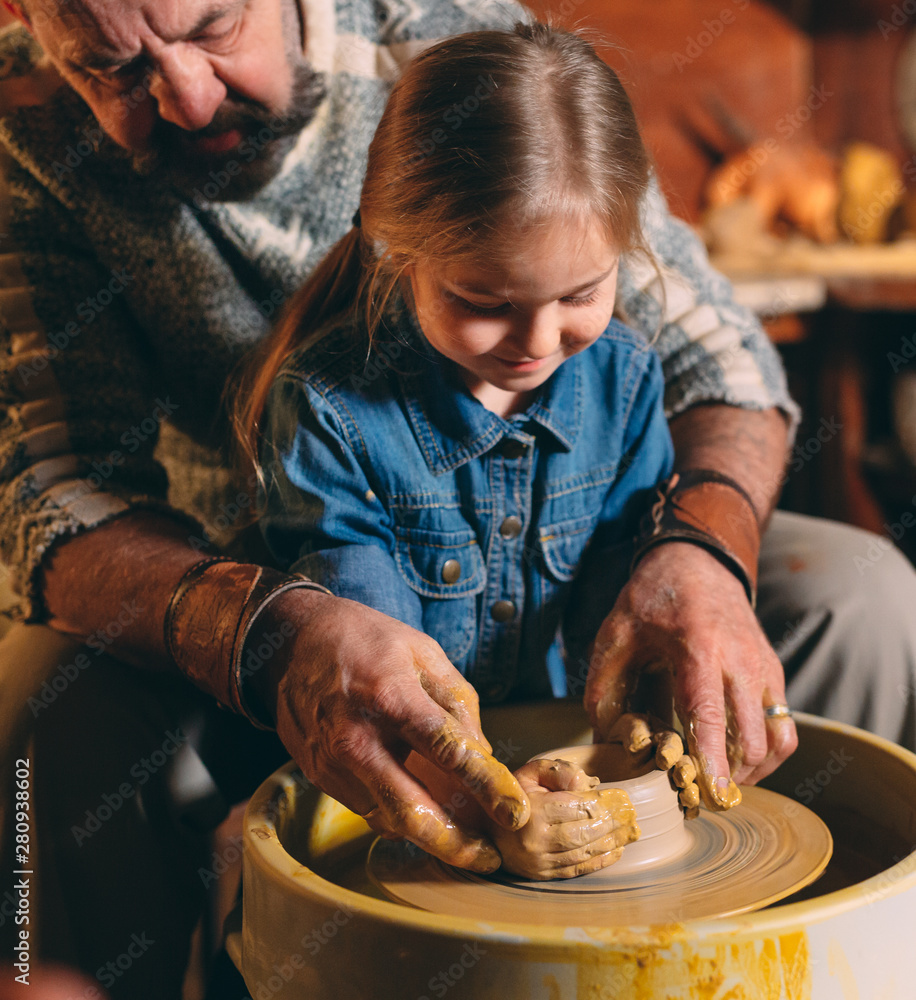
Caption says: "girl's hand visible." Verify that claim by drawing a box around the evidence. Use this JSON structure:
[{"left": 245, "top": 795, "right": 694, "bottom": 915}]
[{"left": 486, "top": 758, "right": 639, "bottom": 881}]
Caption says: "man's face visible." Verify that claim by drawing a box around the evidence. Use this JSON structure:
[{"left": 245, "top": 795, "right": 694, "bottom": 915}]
[{"left": 24, "top": 0, "right": 325, "bottom": 198}]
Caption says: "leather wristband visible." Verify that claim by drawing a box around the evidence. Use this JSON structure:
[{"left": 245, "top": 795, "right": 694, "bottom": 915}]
[
  {"left": 164, "top": 559, "right": 332, "bottom": 730},
  {"left": 631, "top": 469, "right": 761, "bottom": 606}
]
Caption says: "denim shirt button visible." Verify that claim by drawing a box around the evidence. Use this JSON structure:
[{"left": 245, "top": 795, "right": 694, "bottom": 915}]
[
  {"left": 441, "top": 558, "right": 461, "bottom": 584},
  {"left": 498, "top": 438, "right": 527, "bottom": 460},
  {"left": 498, "top": 515, "right": 523, "bottom": 539},
  {"left": 490, "top": 599, "right": 516, "bottom": 623}
]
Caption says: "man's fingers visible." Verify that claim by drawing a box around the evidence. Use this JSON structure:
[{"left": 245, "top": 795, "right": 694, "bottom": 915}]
[
  {"left": 679, "top": 666, "right": 741, "bottom": 811},
  {"left": 584, "top": 619, "right": 643, "bottom": 740},
  {"left": 678, "top": 781, "right": 701, "bottom": 809},
  {"left": 724, "top": 677, "right": 769, "bottom": 784},
  {"left": 419, "top": 669, "right": 490, "bottom": 753},
  {"left": 741, "top": 712, "right": 799, "bottom": 786},
  {"left": 352, "top": 755, "right": 503, "bottom": 873},
  {"left": 606, "top": 712, "right": 653, "bottom": 754},
  {"left": 653, "top": 730, "right": 683, "bottom": 769},
  {"left": 309, "top": 760, "right": 379, "bottom": 818},
  {"left": 403, "top": 711, "right": 530, "bottom": 831},
  {"left": 668, "top": 754, "right": 701, "bottom": 813},
  {"left": 669, "top": 754, "right": 697, "bottom": 789},
  {"left": 541, "top": 829, "right": 637, "bottom": 873}
]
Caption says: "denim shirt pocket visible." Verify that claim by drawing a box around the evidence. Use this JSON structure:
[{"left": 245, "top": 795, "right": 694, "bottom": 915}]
[
  {"left": 537, "top": 514, "right": 598, "bottom": 583},
  {"left": 394, "top": 526, "right": 486, "bottom": 666}
]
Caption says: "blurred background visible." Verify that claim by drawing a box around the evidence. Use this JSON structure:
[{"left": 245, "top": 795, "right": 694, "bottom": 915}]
[{"left": 520, "top": 0, "right": 916, "bottom": 563}]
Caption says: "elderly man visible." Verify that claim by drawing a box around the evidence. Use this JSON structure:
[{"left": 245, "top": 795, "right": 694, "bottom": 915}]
[{"left": 0, "top": 0, "right": 914, "bottom": 993}]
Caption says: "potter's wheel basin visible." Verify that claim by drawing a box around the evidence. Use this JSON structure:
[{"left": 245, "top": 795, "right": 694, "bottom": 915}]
[{"left": 238, "top": 707, "right": 916, "bottom": 999}]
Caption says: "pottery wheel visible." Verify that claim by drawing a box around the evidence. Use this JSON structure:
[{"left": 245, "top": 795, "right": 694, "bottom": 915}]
[{"left": 368, "top": 782, "right": 833, "bottom": 926}]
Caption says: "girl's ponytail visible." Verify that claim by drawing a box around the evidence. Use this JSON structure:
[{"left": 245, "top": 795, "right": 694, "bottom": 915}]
[{"left": 233, "top": 225, "right": 364, "bottom": 479}]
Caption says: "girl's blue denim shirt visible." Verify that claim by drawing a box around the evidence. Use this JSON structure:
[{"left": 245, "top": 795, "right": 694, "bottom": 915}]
[{"left": 259, "top": 312, "right": 674, "bottom": 704}]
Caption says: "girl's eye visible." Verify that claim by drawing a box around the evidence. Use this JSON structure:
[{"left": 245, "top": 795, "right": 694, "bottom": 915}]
[
  {"left": 455, "top": 297, "right": 509, "bottom": 317},
  {"left": 564, "top": 289, "right": 600, "bottom": 307},
  {"left": 452, "top": 288, "right": 600, "bottom": 315}
]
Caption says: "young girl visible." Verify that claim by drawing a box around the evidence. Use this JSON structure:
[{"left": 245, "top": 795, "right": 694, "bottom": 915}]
[{"left": 240, "top": 22, "right": 674, "bottom": 878}]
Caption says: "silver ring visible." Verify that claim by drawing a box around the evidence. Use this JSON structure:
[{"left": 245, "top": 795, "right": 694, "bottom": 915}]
[{"left": 764, "top": 703, "right": 792, "bottom": 719}]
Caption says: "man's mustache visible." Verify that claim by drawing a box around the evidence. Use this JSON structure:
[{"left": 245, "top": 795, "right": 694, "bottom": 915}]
[
  {"left": 151, "top": 65, "right": 327, "bottom": 152},
  {"left": 155, "top": 105, "right": 285, "bottom": 147}
]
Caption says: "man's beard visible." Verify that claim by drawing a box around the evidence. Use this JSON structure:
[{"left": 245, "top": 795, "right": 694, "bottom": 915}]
[{"left": 134, "top": 59, "right": 327, "bottom": 202}]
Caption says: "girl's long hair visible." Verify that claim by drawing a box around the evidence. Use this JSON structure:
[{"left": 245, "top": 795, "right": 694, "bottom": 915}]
[{"left": 235, "top": 20, "right": 654, "bottom": 475}]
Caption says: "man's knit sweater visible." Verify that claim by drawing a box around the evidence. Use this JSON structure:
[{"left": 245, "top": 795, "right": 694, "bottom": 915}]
[{"left": 0, "top": 0, "right": 797, "bottom": 618}]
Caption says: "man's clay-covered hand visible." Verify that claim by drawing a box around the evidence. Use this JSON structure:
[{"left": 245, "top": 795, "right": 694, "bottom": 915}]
[
  {"left": 584, "top": 542, "right": 797, "bottom": 812},
  {"left": 256, "top": 590, "right": 530, "bottom": 873},
  {"left": 604, "top": 712, "right": 704, "bottom": 818},
  {"left": 486, "top": 758, "right": 639, "bottom": 881}
]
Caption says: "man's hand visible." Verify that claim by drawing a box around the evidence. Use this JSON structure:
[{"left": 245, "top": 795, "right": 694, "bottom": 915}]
[
  {"left": 261, "top": 590, "right": 530, "bottom": 873},
  {"left": 603, "top": 712, "right": 703, "bottom": 817},
  {"left": 584, "top": 542, "right": 797, "bottom": 810}
]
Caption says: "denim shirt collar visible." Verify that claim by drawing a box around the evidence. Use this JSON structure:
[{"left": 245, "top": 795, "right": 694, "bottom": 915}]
[{"left": 397, "top": 309, "right": 582, "bottom": 476}]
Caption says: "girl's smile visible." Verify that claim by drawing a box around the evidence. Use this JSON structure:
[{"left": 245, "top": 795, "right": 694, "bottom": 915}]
[{"left": 407, "top": 218, "right": 620, "bottom": 417}]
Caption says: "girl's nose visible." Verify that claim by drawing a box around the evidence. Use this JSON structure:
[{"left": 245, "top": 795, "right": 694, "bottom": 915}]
[{"left": 514, "top": 307, "right": 561, "bottom": 360}]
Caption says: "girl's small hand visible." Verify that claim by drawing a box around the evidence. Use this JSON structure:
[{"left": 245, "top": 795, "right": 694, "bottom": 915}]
[{"left": 487, "top": 758, "right": 639, "bottom": 881}]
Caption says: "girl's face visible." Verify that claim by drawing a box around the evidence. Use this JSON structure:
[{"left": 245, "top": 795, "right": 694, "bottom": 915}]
[{"left": 406, "top": 218, "right": 620, "bottom": 417}]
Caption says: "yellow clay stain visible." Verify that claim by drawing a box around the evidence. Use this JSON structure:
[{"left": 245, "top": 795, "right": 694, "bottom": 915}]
[
  {"left": 827, "top": 940, "right": 859, "bottom": 1000},
  {"left": 574, "top": 932, "right": 811, "bottom": 999}
]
